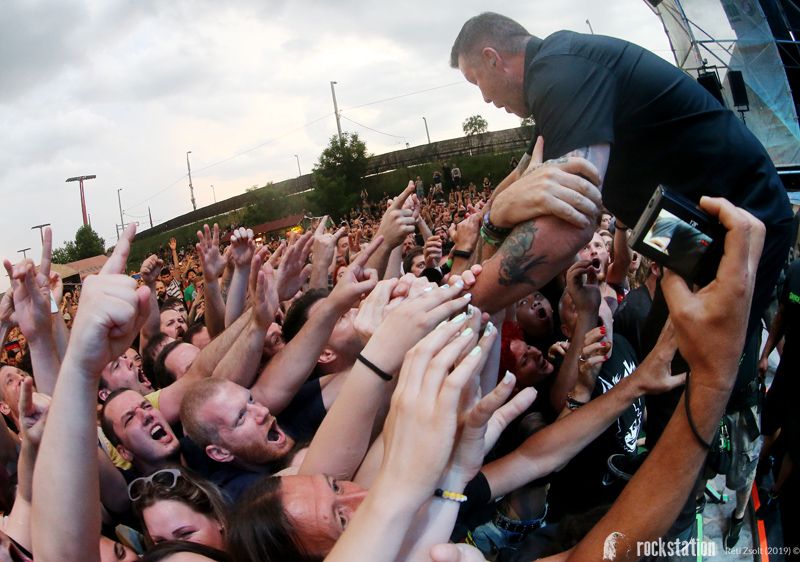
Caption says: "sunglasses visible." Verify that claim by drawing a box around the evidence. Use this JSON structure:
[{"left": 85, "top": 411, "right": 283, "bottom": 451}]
[{"left": 127, "top": 468, "right": 183, "bottom": 502}]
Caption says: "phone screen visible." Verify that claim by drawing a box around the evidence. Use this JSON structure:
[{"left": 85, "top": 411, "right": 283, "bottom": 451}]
[{"left": 642, "top": 208, "right": 713, "bottom": 276}]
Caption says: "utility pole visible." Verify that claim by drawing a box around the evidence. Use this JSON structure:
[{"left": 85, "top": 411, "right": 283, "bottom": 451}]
[
  {"left": 17, "top": 248, "right": 31, "bottom": 259},
  {"left": 117, "top": 188, "right": 125, "bottom": 239},
  {"left": 211, "top": 184, "right": 217, "bottom": 203},
  {"left": 586, "top": 19, "right": 595, "bottom": 34},
  {"left": 294, "top": 154, "right": 302, "bottom": 176},
  {"left": 186, "top": 151, "right": 197, "bottom": 211},
  {"left": 330, "top": 81, "right": 343, "bottom": 142},
  {"left": 422, "top": 117, "right": 431, "bottom": 144},
  {"left": 31, "top": 223, "right": 51, "bottom": 244},
  {"left": 148, "top": 206, "right": 154, "bottom": 228},
  {"left": 65, "top": 174, "right": 97, "bottom": 226}
]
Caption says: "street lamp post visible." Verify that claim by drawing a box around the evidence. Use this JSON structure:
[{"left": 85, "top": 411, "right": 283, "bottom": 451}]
[
  {"left": 422, "top": 117, "right": 431, "bottom": 144},
  {"left": 294, "top": 154, "right": 302, "bottom": 176},
  {"left": 31, "top": 223, "right": 51, "bottom": 244},
  {"left": 65, "top": 174, "right": 97, "bottom": 226},
  {"left": 117, "top": 188, "right": 125, "bottom": 239},
  {"left": 211, "top": 185, "right": 217, "bottom": 203},
  {"left": 330, "top": 81, "right": 343, "bottom": 142},
  {"left": 186, "top": 151, "right": 197, "bottom": 211},
  {"left": 17, "top": 248, "right": 31, "bottom": 260}
]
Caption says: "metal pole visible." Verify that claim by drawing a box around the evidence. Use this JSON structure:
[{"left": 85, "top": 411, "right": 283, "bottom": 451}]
[
  {"left": 330, "top": 81, "right": 343, "bottom": 141},
  {"left": 186, "top": 151, "right": 197, "bottom": 211},
  {"left": 422, "top": 117, "right": 431, "bottom": 144},
  {"left": 66, "top": 175, "right": 96, "bottom": 227},
  {"left": 117, "top": 188, "right": 125, "bottom": 239},
  {"left": 294, "top": 154, "right": 302, "bottom": 176},
  {"left": 79, "top": 179, "right": 88, "bottom": 225},
  {"left": 586, "top": 19, "right": 594, "bottom": 34},
  {"left": 148, "top": 206, "right": 153, "bottom": 228},
  {"left": 31, "top": 223, "right": 50, "bottom": 244},
  {"left": 211, "top": 184, "right": 216, "bottom": 203},
  {"left": 17, "top": 248, "right": 31, "bottom": 259}
]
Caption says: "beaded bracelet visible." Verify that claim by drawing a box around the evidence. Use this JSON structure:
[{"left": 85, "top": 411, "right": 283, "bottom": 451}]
[{"left": 434, "top": 488, "right": 468, "bottom": 503}]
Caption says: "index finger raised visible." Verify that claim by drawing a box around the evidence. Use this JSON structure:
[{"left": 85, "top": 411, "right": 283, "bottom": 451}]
[
  {"left": 389, "top": 182, "right": 416, "bottom": 210},
  {"left": 101, "top": 224, "right": 136, "bottom": 274}
]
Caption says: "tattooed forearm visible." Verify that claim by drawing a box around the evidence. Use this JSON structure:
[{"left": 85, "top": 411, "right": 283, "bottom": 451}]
[{"left": 498, "top": 221, "right": 547, "bottom": 287}]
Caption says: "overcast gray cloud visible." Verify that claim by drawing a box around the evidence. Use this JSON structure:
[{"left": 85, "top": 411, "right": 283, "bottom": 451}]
[{"left": 0, "top": 0, "right": 672, "bottom": 289}]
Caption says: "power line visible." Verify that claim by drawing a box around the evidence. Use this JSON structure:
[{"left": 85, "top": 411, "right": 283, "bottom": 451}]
[
  {"left": 340, "top": 81, "right": 465, "bottom": 112},
  {"left": 339, "top": 115, "right": 406, "bottom": 139}
]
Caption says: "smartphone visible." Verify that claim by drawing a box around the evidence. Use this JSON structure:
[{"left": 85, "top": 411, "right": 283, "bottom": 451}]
[
  {"left": 629, "top": 186, "right": 723, "bottom": 286},
  {"left": 416, "top": 182, "right": 425, "bottom": 201}
]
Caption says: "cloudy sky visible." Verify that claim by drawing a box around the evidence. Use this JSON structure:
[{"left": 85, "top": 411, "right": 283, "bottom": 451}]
[{"left": 0, "top": 0, "right": 672, "bottom": 288}]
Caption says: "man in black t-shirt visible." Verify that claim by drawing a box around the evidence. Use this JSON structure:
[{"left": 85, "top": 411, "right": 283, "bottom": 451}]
[{"left": 450, "top": 12, "right": 791, "bottom": 327}]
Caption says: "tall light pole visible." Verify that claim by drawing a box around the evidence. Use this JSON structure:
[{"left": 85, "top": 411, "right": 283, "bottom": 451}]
[
  {"left": 586, "top": 19, "right": 595, "bottom": 34},
  {"left": 294, "top": 154, "right": 302, "bottom": 176},
  {"left": 65, "top": 174, "right": 97, "bottom": 226},
  {"left": 330, "top": 81, "right": 343, "bottom": 142},
  {"left": 422, "top": 117, "right": 431, "bottom": 144},
  {"left": 31, "top": 223, "right": 50, "bottom": 244},
  {"left": 17, "top": 248, "right": 31, "bottom": 260},
  {"left": 116, "top": 188, "right": 125, "bottom": 239},
  {"left": 211, "top": 184, "right": 217, "bottom": 203},
  {"left": 186, "top": 151, "right": 197, "bottom": 211}
]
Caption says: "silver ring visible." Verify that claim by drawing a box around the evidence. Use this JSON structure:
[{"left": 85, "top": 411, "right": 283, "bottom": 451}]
[{"left": 578, "top": 354, "right": 588, "bottom": 363}]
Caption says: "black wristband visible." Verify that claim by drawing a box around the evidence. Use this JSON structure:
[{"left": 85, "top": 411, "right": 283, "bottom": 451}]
[
  {"left": 452, "top": 249, "right": 472, "bottom": 260},
  {"left": 356, "top": 353, "right": 393, "bottom": 381},
  {"left": 483, "top": 211, "right": 512, "bottom": 237}
]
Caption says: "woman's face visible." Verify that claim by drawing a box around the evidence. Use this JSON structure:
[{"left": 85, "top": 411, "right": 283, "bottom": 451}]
[
  {"left": 280, "top": 474, "right": 368, "bottom": 557},
  {"left": 98, "top": 536, "right": 139, "bottom": 562},
  {"left": 516, "top": 292, "right": 554, "bottom": 340},
  {"left": 142, "top": 499, "right": 225, "bottom": 550}
]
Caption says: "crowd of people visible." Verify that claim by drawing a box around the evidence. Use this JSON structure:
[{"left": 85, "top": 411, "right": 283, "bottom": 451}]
[{"left": 0, "top": 11, "right": 796, "bottom": 562}]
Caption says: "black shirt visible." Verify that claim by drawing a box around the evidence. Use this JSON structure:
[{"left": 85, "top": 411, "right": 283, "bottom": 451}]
[{"left": 523, "top": 31, "right": 791, "bottom": 231}]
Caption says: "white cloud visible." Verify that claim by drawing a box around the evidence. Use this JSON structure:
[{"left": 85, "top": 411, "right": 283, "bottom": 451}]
[{"left": 0, "top": 0, "right": 673, "bottom": 289}]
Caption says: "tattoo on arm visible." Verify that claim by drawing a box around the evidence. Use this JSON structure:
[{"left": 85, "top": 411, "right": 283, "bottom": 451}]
[{"left": 498, "top": 222, "right": 547, "bottom": 287}]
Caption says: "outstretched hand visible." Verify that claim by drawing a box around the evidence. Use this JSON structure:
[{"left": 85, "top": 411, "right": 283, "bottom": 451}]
[
  {"left": 66, "top": 225, "right": 151, "bottom": 377},
  {"left": 327, "top": 235, "right": 383, "bottom": 312},
  {"left": 491, "top": 136, "right": 602, "bottom": 229}
]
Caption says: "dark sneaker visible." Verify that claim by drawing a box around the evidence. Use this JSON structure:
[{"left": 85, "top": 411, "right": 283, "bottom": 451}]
[{"left": 723, "top": 512, "right": 745, "bottom": 549}]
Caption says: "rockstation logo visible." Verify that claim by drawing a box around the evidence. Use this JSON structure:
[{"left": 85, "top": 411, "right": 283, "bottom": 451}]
[{"left": 601, "top": 533, "right": 717, "bottom": 559}]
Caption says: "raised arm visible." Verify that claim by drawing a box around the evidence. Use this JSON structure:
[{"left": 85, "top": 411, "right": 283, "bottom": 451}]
[
  {"left": 251, "top": 236, "right": 383, "bottom": 413},
  {"left": 365, "top": 182, "right": 417, "bottom": 278},
  {"left": 605, "top": 223, "right": 632, "bottom": 286},
  {"left": 224, "top": 227, "right": 255, "bottom": 327},
  {"left": 563, "top": 197, "right": 764, "bottom": 561},
  {"left": 310, "top": 217, "right": 346, "bottom": 289},
  {"left": 32, "top": 225, "right": 149, "bottom": 562},
  {"left": 300, "top": 278, "right": 471, "bottom": 478},
  {"left": 195, "top": 223, "right": 226, "bottom": 338},
  {"left": 471, "top": 143, "right": 608, "bottom": 313},
  {"left": 4, "top": 258, "right": 60, "bottom": 396},
  {"left": 483, "top": 320, "right": 682, "bottom": 499},
  {"left": 137, "top": 254, "right": 164, "bottom": 353}
]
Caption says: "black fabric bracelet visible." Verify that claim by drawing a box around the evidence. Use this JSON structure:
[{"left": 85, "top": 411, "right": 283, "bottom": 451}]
[
  {"left": 452, "top": 249, "right": 472, "bottom": 260},
  {"left": 483, "top": 211, "right": 512, "bottom": 236},
  {"left": 356, "top": 353, "right": 393, "bottom": 382},
  {"left": 684, "top": 375, "right": 712, "bottom": 449}
]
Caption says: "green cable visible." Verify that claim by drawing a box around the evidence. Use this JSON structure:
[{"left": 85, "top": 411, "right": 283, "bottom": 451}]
[{"left": 695, "top": 513, "right": 703, "bottom": 562}]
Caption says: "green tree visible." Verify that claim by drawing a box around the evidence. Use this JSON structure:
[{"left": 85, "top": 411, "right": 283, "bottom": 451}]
[
  {"left": 520, "top": 116, "right": 535, "bottom": 127},
  {"left": 462, "top": 114, "right": 489, "bottom": 136},
  {"left": 309, "top": 132, "right": 369, "bottom": 219},
  {"left": 51, "top": 225, "right": 106, "bottom": 264}
]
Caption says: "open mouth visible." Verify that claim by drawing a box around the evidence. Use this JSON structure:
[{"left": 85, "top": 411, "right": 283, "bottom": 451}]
[
  {"left": 265, "top": 419, "right": 285, "bottom": 445},
  {"left": 150, "top": 424, "right": 168, "bottom": 441},
  {"left": 137, "top": 368, "right": 152, "bottom": 388},
  {"left": 536, "top": 308, "right": 548, "bottom": 319},
  {"left": 591, "top": 258, "right": 601, "bottom": 269}
]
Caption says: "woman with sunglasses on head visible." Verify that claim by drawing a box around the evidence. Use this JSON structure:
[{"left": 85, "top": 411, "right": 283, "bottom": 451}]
[{"left": 128, "top": 467, "right": 228, "bottom": 551}]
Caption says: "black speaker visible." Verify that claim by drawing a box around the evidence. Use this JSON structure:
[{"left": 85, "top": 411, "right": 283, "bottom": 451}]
[
  {"left": 728, "top": 70, "right": 750, "bottom": 108},
  {"left": 697, "top": 72, "right": 725, "bottom": 106}
]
